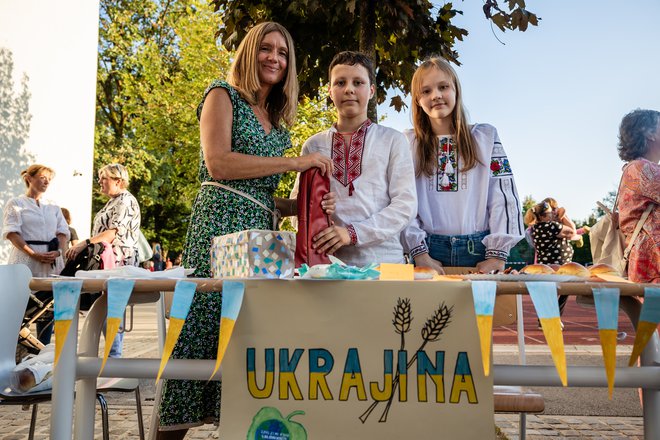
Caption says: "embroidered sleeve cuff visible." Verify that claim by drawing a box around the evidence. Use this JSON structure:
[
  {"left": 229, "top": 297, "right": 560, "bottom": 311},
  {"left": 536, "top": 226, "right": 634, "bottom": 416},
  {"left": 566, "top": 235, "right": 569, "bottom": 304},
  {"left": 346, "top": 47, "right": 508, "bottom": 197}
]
[
  {"left": 409, "top": 242, "right": 429, "bottom": 259},
  {"left": 485, "top": 249, "right": 508, "bottom": 261},
  {"left": 347, "top": 225, "right": 358, "bottom": 246}
]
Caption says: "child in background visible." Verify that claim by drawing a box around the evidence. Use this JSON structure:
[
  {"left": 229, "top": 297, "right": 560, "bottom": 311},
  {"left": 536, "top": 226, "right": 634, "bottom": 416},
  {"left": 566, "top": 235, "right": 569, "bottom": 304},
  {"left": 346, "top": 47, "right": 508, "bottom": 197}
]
[
  {"left": 304, "top": 51, "right": 417, "bottom": 266},
  {"left": 402, "top": 57, "right": 524, "bottom": 274},
  {"left": 524, "top": 198, "right": 578, "bottom": 317}
]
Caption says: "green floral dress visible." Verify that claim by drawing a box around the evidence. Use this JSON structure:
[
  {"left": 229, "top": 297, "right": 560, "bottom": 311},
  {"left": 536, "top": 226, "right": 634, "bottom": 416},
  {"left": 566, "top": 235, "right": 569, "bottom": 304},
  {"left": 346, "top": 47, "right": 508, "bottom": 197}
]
[{"left": 159, "top": 80, "right": 291, "bottom": 430}]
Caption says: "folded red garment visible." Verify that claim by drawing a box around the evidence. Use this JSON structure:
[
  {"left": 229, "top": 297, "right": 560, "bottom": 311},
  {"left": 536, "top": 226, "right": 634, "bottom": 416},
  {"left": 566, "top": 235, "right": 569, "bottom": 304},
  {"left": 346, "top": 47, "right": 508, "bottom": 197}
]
[{"left": 295, "top": 168, "right": 331, "bottom": 267}]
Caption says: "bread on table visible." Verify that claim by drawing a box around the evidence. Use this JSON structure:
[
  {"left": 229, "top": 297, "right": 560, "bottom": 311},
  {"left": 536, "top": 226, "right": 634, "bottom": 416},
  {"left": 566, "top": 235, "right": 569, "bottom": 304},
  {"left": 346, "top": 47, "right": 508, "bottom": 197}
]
[
  {"left": 588, "top": 263, "right": 621, "bottom": 278},
  {"left": 556, "top": 262, "right": 590, "bottom": 278},
  {"left": 520, "top": 263, "right": 555, "bottom": 275}
]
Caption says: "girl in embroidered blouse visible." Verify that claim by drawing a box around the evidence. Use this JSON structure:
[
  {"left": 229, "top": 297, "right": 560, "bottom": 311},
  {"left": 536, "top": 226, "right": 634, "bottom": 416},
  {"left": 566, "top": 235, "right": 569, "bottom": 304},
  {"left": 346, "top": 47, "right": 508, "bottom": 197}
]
[
  {"left": 402, "top": 57, "right": 524, "bottom": 274},
  {"left": 616, "top": 109, "right": 660, "bottom": 284}
]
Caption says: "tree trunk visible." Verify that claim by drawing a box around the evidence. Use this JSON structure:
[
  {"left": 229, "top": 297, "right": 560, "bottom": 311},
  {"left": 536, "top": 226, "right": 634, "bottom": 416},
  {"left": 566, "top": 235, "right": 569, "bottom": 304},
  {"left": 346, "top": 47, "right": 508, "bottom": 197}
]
[{"left": 359, "top": 0, "right": 377, "bottom": 122}]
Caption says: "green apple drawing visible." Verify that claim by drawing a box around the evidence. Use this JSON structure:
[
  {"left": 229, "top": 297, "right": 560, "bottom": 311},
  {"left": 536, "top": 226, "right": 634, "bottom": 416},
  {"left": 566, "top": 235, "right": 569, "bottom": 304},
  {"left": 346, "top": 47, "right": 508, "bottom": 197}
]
[{"left": 247, "top": 407, "right": 307, "bottom": 440}]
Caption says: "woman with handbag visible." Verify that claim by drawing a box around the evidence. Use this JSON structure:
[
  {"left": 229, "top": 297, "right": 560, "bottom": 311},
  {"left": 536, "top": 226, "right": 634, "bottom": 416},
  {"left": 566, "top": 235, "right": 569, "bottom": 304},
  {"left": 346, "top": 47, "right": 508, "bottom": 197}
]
[
  {"left": 156, "top": 22, "right": 333, "bottom": 439},
  {"left": 65, "top": 163, "right": 141, "bottom": 355},
  {"left": 2, "top": 164, "right": 69, "bottom": 344},
  {"left": 616, "top": 109, "right": 660, "bottom": 283}
]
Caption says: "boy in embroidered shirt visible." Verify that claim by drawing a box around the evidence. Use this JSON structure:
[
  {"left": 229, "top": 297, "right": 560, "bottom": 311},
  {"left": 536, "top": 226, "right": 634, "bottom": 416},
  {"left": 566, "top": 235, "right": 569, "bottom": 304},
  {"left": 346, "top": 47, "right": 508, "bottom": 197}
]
[{"left": 302, "top": 51, "right": 417, "bottom": 266}]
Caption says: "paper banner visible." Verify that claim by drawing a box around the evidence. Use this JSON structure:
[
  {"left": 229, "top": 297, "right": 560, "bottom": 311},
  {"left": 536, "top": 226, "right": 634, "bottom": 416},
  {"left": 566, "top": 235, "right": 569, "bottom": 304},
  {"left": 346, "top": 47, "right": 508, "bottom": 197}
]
[
  {"left": 210, "top": 281, "right": 245, "bottom": 380},
  {"left": 99, "top": 279, "right": 135, "bottom": 373},
  {"left": 593, "top": 287, "right": 620, "bottom": 399},
  {"left": 379, "top": 263, "right": 414, "bottom": 280},
  {"left": 156, "top": 280, "right": 197, "bottom": 382},
  {"left": 629, "top": 287, "right": 660, "bottom": 367},
  {"left": 53, "top": 280, "right": 83, "bottom": 366},
  {"left": 526, "top": 282, "right": 567, "bottom": 386},
  {"left": 471, "top": 281, "right": 497, "bottom": 376}
]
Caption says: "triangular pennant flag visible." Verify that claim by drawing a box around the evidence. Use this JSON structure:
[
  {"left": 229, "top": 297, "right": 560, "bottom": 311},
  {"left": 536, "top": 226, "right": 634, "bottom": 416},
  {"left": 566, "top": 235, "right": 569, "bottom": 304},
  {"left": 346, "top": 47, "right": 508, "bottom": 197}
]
[
  {"left": 156, "top": 280, "right": 197, "bottom": 382},
  {"left": 629, "top": 287, "right": 660, "bottom": 367},
  {"left": 471, "top": 281, "right": 497, "bottom": 376},
  {"left": 526, "top": 282, "right": 568, "bottom": 386},
  {"left": 100, "top": 279, "right": 135, "bottom": 374},
  {"left": 593, "top": 287, "right": 620, "bottom": 399},
  {"left": 379, "top": 263, "right": 414, "bottom": 280},
  {"left": 210, "top": 281, "right": 245, "bottom": 380},
  {"left": 53, "top": 280, "right": 83, "bottom": 366}
]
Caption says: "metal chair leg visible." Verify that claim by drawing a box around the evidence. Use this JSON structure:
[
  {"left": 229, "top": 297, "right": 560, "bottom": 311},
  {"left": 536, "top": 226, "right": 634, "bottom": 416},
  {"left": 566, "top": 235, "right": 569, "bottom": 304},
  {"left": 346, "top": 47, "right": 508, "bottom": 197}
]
[
  {"left": 28, "top": 404, "right": 38, "bottom": 440},
  {"left": 135, "top": 387, "right": 145, "bottom": 440},
  {"left": 96, "top": 393, "right": 110, "bottom": 440},
  {"left": 519, "top": 412, "right": 526, "bottom": 440}
]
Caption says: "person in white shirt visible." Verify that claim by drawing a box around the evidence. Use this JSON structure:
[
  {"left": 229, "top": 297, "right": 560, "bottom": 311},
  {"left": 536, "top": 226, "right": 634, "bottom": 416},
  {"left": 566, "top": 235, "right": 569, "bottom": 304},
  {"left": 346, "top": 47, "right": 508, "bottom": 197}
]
[
  {"left": 401, "top": 57, "right": 524, "bottom": 274},
  {"left": 304, "top": 51, "right": 417, "bottom": 267},
  {"left": 3, "top": 164, "right": 69, "bottom": 344}
]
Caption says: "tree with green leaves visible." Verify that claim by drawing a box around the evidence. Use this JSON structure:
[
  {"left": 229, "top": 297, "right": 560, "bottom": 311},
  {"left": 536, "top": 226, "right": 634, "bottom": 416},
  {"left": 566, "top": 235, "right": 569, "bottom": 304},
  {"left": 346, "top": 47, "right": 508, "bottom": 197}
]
[{"left": 210, "top": 0, "right": 539, "bottom": 119}]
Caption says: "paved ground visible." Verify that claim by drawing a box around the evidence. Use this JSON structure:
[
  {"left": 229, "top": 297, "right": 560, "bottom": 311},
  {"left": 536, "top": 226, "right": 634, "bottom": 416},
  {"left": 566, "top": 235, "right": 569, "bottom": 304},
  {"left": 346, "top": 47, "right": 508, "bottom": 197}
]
[{"left": 0, "top": 300, "right": 650, "bottom": 439}]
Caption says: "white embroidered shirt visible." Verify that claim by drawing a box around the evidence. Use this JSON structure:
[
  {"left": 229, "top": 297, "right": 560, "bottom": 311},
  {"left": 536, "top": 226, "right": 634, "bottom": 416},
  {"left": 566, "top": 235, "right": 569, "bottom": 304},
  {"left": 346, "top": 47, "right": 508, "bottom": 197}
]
[
  {"left": 401, "top": 124, "right": 524, "bottom": 260},
  {"left": 302, "top": 123, "right": 417, "bottom": 266}
]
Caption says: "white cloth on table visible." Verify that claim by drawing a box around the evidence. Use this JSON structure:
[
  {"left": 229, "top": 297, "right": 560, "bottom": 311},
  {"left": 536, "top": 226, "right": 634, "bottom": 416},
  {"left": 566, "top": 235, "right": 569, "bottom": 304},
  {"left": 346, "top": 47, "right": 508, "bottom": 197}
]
[
  {"left": 2, "top": 195, "right": 68, "bottom": 277},
  {"left": 302, "top": 123, "right": 417, "bottom": 267},
  {"left": 401, "top": 123, "right": 524, "bottom": 260}
]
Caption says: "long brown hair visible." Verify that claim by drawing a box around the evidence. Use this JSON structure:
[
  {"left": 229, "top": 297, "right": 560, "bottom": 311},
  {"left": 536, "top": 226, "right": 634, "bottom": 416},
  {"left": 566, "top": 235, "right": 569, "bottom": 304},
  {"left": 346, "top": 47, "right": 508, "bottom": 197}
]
[
  {"left": 411, "top": 57, "right": 479, "bottom": 177},
  {"left": 227, "top": 22, "right": 298, "bottom": 127}
]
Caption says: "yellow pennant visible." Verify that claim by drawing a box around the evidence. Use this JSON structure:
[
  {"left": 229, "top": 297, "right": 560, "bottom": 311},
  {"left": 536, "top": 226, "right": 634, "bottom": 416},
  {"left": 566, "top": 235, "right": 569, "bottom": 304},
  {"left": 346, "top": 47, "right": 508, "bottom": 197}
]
[
  {"left": 156, "top": 318, "right": 185, "bottom": 382},
  {"left": 54, "top": 320, "right": 72, "bottom": 366},
  {"left": 539, "top": 317, "right": 568, "bottom": 386},
  {"left": 599, "top": 329, "right": 618, "bottom": 399},
  {"left": 209, "top": 281, "right": 245, "bottom": 381}
]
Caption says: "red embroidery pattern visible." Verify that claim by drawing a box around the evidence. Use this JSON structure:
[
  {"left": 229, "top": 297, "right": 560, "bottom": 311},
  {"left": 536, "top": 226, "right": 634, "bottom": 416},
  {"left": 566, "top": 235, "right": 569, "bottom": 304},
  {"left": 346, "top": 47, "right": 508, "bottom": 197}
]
[{"left": 332, "top": 119, "right": 372, "bottom": 196}]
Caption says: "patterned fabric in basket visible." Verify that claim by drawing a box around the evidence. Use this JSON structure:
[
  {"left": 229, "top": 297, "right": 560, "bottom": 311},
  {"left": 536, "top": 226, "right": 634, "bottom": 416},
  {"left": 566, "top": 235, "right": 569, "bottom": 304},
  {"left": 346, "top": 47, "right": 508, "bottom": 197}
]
[{"left": 211, "top": 230, "right": 296, "bottom": 279}]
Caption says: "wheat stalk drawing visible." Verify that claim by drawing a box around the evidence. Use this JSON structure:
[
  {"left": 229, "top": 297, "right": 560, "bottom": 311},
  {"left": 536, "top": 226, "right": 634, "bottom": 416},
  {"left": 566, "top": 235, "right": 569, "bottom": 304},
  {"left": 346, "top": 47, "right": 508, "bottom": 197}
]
[{"left": 359, "top": 300, "right": 453, "bottom": 423}]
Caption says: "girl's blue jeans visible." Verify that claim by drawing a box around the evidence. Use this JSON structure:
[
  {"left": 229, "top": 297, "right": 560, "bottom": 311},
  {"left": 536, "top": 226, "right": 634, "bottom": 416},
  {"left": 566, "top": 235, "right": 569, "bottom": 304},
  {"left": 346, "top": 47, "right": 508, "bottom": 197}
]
[{"left": 425, "top": 230, "right": 489, "bottom": 267}]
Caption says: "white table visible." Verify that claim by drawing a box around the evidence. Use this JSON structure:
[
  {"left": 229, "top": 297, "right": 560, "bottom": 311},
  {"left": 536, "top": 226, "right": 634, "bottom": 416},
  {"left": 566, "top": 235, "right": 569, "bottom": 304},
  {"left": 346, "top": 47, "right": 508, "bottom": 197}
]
[{"left": 30, "top": 278, "right": 660, "bottom": 439}]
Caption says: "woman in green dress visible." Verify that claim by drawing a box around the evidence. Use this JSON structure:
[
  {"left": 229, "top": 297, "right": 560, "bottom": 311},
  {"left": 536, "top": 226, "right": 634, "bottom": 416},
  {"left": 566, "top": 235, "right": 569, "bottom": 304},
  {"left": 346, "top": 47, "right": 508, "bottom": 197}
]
[{"left": 157, "top": 22, "right": 332, "bottom": 438}]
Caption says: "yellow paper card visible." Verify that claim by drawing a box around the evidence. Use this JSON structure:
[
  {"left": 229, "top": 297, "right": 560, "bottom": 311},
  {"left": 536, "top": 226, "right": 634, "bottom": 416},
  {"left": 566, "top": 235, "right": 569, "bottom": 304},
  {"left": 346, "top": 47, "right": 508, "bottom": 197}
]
[
  {"left": 596, "top": 274, "right": 633, "bottom": 283},
  {"left": 379, "top": 263, "right": 414, "bottom": 281}
]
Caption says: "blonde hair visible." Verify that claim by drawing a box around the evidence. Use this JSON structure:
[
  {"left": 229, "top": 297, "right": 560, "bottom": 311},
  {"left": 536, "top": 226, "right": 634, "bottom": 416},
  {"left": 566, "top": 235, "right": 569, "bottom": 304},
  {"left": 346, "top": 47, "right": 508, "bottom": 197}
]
[
  {"left": 411, "top": 57, "right": 479, "bottom": 177},
  {"left": 227, "top": 22, "right": 298, "bottom": 127},
  {"left": 524, "top": 199, "right": 556, "bottom": 226},
  {"left": 98, "top": 163, "right": 129, "bottom": 189},
  {"left": 21, "top": 164, "right": 55, "bottom": 188}
]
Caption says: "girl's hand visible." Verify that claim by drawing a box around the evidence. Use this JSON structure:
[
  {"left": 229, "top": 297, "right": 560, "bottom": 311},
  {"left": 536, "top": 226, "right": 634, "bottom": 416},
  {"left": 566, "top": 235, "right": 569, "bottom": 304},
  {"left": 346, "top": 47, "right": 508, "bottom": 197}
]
[
  {"left": 476, "top": 258, "right": 506, "bottom": 274},
  {"left": 312, "top": 224, "right": 350, "bottom": 255},
  {"left": 293, "top": 153, "right": 334, "bottom": 175},
  {"left": 321, "top": 192, "right": 336, "bottom": 216},
  {"left": 413, "top": 253, "right": 445, "bottom": 275}
]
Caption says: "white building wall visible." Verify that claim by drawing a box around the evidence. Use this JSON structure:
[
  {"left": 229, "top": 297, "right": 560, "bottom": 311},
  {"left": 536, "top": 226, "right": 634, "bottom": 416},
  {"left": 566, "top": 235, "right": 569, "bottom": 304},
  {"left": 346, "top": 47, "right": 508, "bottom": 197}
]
[{"left": 0, "top": 0, "right": 99, "bottom": 263}]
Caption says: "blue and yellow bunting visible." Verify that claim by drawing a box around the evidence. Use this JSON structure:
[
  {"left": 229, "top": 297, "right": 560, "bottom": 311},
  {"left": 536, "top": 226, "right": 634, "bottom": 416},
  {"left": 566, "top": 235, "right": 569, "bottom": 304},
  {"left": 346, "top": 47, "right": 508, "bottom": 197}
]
[
  {"left": 101, "top": 279, "right": 135, "bottom": 373},
  {"left": 629, "top": 287, "right": 660, "bottom": 367},
  {"left": 471, "top": 281, "right": 497, "bottom": 376},
  {"left": 156, "top": 280, "right": 197, "bottom": 382},
  {"left": 53, "top": 280, "right": 83, "bottom": 366},
  {"left": 526, "top": 282, "right": 567, "bottom": 386},
  {"left": 210, "top": 281, "right": 245, "bottom": 380},
  {"left": 592, "top": 287, "right": 620, "bottom": 399}
]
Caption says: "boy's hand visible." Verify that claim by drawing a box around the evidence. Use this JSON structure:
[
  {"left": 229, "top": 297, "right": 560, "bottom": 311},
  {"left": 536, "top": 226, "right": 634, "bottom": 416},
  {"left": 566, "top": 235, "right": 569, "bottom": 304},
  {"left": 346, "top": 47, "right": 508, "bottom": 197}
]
[
  {"left": 294, "top": 153, "right": 334, "bottom": 175},
  {"left": 313, "top": 224, "right": 350, "bottom": 255},
  {"left": 413, "top": 253, "right": 445, "bottom": 275},
  {"left": 476, "top": 258, "right": 506, "bottom": 274},
  {"left": 321, "top": 192, "right": 336, "bottom": 216}
]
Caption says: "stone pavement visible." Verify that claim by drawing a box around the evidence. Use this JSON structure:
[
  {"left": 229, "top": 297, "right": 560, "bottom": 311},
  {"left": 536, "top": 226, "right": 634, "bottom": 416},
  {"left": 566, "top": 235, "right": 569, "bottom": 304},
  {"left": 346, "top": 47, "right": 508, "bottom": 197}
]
[{"left": 0, "top": 303, "right": 647, "bottom": 439}]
